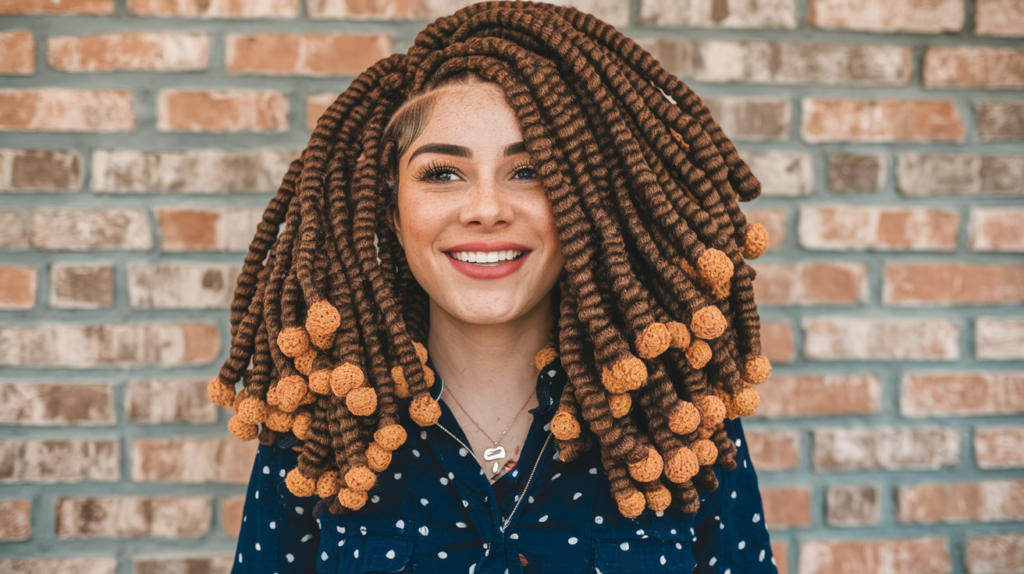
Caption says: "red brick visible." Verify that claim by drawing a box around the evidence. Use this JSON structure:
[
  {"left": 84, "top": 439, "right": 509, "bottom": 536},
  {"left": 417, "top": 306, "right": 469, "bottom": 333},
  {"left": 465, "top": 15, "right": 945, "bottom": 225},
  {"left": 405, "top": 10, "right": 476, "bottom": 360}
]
[
  {"left": 803, "top": 317, "right": 960, "bottom": 361},
  {"left": 0, "top": 266, "right": 37, "bottom": 309},
  {"left": 0, "top": 558, "right": 117, "bottom": 573},
  {"left": 745, "top": 152, "right": 814, "bottom": 196},
  {"left": 924, "top": 47, "right": 1024, "bottom": 89},
  {"left": 754, "top": 373, "right": 880, "bottom": 418},
  {"left": 221, "top": 496, "right": 244, "bottom": 536},
  {"left": 55, "top": 496, "right": 211, "bottom": 538},
  {"left": 0, "top": 323, "right": 220, "bottom": 367},
  {"left": 132, "top": 438, "right": 256, "bottom": 483},
  {"left": 0, "top": 31, "right": 34, "bottom": 75},
  {"left": 902, "top": 372, "right": 1024, "bottom": 417},
  {"left": 128, "top": 0, "right": 297, "bottom": 17},
  {"left": 156, "top": 207, "right": 264, "bottom": 252},
  {"left": 977, "top": 317, "right": 1024, "bottom": 361},
  {"left": 826, "top": 484, "right": 880, "bottom": 526},
  {"left": 0, "top": 149, "right": 82, "bottom": 191},
  {"left": 813, "top": 427, "right": 960, "bottom": 470},
  {"left": 752, "top": 262, "right": 867, "bottom": 306},
  {"left": 977, "top": 102, "right": 1024, "bottom": 141},
  {"left": 807, "top": 0, "right": 963, "bottom": 33},
  {"left": 304, "top": 0, "right": 437, "bottom": 20},
  {"left": 0, "top": 210, "right": 27, "bottom": 248},
  {"left": 48, "top": 33, "right": 208, "bottom": 72},
  {"left": 0, "top": 439, "right": 119, "bottom": 482},
  {"left": 306, "top": 92, "right": 335, "bottom": 129},
  {"left": 898, "top": 154, "right": 1024, "bottom": 197},
  {"left": 970, "top": 208, "right": 1024, "bottom": 252},
  {"left": 761, "top": 320, "right": 795, "bottom": 364},
  {"left": 0, "top": 0, "right": 113, "bottom": 14},
  {"left": 966, "top": 533, "right": 1024, "bottom": 574},
  {"left": 798, "top": 537, "right": 952, "bottom": 574},
  {"left": 639, "top": 0, "right": 796, "bottom": 28},
  {"left": 744, "top": 209, "right": 786, "bottom": 253},
  {"left": 704, "top": 97, "right": 791, "bottom": 141},
  {"left": 884, "top": 263, "right": 1024, "bottom": 306},
  {"left": 226, "top": 33, "right": 391, "bottom": 76},
  {"left": 91, "top": 149, "right": 299, "bottom": 193},
  {"left": 976, "top": 0, "right": 1024, "bottom": 37},
  {"left": 134, "top": 555, "right": 234, "bottom": 574},
  {"left": 50, "top": 263, "right": 114, "bottom": 309},
  {"left": 128, "top": 263, "right": 241, "bottom": 309},
  {"left": 746, "top": 429, "right": 800, "bottom": 470},
  {"left": 0, "top": 89, "right": 135, "bottom": 132},
  {"left": 0, "top": 382, "right": 114, "bottom": 426},
  {"left": 126, "top": 379, "right": 218, "bottom": 424},
  {"left": 29, "top": 208, "right": 151, "bottom": 250},
  {"left": 898, "top": 479, "right": 1024, "bottom": 523},
  {"left": 158, "top": 90, "right": 288, "bottom": 133},
  {"left": 773, "top": 541, "right": 788, "bottom": 573},
  {"left": 827, "top": 153, "right": 887, "bottom": 193},
  {"left": 761, "top": 486, "right": 811, "bottom": 528},
  {"left": 802, "top": 99, "right": 965, "bottom": 143},
  {"left": 0, "top": 499, "right": 31, "bottom": 541},
  {"left": 974, "top": 427, "right": 1024, "bottom": 469}
]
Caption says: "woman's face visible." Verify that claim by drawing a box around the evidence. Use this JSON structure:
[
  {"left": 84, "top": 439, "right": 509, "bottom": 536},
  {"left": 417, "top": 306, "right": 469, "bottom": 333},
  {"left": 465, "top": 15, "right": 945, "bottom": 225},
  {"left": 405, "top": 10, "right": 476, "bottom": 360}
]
[{"left": 391, "top": 82, "right": 564, "bottom": 326}]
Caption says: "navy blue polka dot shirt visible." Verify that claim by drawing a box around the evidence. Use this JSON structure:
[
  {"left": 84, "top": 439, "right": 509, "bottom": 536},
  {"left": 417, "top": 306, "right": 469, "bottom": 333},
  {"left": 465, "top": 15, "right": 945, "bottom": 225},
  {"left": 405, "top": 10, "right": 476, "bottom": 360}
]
[{"left": 231, "top": 356, "right": 778, "bottom": 573}]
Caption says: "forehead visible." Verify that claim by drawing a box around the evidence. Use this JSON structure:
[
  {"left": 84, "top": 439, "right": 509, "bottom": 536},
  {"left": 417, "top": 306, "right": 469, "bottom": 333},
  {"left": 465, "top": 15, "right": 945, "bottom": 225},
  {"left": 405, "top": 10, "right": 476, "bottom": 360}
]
[{"left": 413, "top": 83, "right": 524, "bottom": 145}]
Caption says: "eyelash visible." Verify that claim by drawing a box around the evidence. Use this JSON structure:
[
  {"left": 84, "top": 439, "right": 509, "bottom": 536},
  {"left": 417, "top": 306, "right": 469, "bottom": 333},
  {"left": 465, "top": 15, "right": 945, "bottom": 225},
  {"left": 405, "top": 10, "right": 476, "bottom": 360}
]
[{"left": 411, "top": 159, "right": 537, "bottom": 182}]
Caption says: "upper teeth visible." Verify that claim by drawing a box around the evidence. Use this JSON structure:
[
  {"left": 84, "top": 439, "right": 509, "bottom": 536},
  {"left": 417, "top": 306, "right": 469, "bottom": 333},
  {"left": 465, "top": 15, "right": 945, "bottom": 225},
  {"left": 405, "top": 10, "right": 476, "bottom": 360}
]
[{"left": 450, "top": 250, "right": 523, "bottom": 263}]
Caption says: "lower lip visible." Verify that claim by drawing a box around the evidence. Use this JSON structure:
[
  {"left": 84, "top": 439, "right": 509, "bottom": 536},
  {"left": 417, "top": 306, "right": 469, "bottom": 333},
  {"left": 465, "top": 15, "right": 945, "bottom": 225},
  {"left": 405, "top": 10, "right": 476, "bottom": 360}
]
[{"left": 445, "top": 252, "right": 531, "bottom": 280}]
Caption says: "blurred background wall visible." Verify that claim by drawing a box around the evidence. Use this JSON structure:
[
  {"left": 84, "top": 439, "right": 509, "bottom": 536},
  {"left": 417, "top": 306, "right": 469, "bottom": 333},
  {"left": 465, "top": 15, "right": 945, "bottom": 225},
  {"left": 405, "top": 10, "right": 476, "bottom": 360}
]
[{"left": 0, "top": 0, "right": 1022, "bottom": 572}]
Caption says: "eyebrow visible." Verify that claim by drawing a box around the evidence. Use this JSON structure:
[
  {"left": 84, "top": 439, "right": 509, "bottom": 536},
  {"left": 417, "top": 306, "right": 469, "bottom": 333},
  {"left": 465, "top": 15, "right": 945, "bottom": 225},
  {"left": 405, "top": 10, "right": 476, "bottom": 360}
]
[{"left": 406, "top": 141, "right": 527, "bottom": 166}]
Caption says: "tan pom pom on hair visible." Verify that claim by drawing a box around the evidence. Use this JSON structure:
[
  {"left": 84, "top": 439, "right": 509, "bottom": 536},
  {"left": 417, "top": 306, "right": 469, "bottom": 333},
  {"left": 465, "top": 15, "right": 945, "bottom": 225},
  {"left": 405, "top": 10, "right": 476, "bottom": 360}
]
[
  {"left": 742, "top": 222, "right": 769, "bottom": 259},
  {"left": 694, "top": 394, "right": 727, "bottom": 428},
  {"left": 305, "top": 300, "right": 341, "bottom": 338},
  {"left": 374, "top": 425, "right": 407, "bottom": 451},
  {"left": 409, "top": 394, "right": 441, "bottom": 427},
  {"left": 664, "top": 447, "right": 700, "bottom": 482},
  {"left": 236, "top": 397, "right": 268, "bottom": 425},
  {"left": 534, "top": 346, "right": 558, "bottom": 370},
  {"left": 627, "top": 447, "right": 664, "bottom": 483},
  {"left": 608, "top": 393, "right": 631, "bottom": 418},
  {"left": 345, "top": 465, "right": 376, "bottom": 491},
  {"left": 730, "top": 386, "right": 761, "bottom": 417},
  {"left": 277, "top": 327, "right": 310, "bottom": 358},
  {"left": 614, "top": 488, "right": 647, "bottom": 519},
  {"left": 316, "top": 470, "right": 339, "bottom": 498},
  {"left": 601, "top": 355, "right": 647, "bottom": 394},
  {"left": 294, "top": 349, "right": 317, "bottom": 376},
  {"left": 231, "top": 387, "right": 248, "bottom": 413},
  {"left": 391, "top": 365, "right": 410, "bottom": 399},
  {"left": 331, "top": 363, "right": 364, "bottom": 398},
  {"left": 665, "top": 321, "right": 691, "bottom": 349},
  {"left": 276, "top": 375, "right": 307, "bottom": 412},
  {"left": 265, "top": 408, "right": 294, "bottom": 433},
  {"left": 366, "top": 442, "right": 392, "bottom": 472},
  {"left": 412, "top": 341, "right": 429, "bottom": 364},
  {"left": 227, "top": 415, "right": 258, "bottom": 441},
  {"left": 645, "top": 483, "right": 673, "bottom": 512},
  {"left": 742, "top": 354, "right": 772, "bottom": 385},
  {"left": 346, "top": 387, "right": 377, "bottom": 417},
  {"left": 636, "top": 322, "right": 671, "bottom": 359},
  {"left": 691, "top": 306, "right": 727, "bottom": 340},
  {"left": 668, "top": 401, "right": 701, "bottom": 435},
  {"left": 208, "top": 377, "right": 236, "bottom": 408},
  {"left": 551, "top": 411, "right": 581, "bottom": 440},
  {"left": 337, "top": 487, "right": 367, "bottom": 510},
  {"left": 308, "top": 330, "right": 334, "bottom": 351},
  {"left": 308, "top": 369, "right": 331, "bottom": 395},
  {"left": 292, "top": 411, "right": 312, "bottom": 440},
  {"left": 423, "top": 365, "right": 435, "bottom": 388},
  {"left": 266, "top": 385, "right": 280, "bottom": 406},
  {"left": 697, "top": 248, "right": 733, "bottom": 286},
  {"left": 692, "top": 439, "right": 718, "bottom": 466},
  {"left": 285, "top": 467, "right": 316, "bottom": 497},
  {"left": 685, "top": 339, "right": 712, "bottom": 369}
]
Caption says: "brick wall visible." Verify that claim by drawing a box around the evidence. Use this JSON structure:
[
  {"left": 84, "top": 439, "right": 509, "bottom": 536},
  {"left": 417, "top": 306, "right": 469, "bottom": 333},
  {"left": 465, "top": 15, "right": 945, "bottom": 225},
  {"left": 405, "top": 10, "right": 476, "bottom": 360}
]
[{"left": 0, "top": 0, "right": 1022, "bottom": 572}]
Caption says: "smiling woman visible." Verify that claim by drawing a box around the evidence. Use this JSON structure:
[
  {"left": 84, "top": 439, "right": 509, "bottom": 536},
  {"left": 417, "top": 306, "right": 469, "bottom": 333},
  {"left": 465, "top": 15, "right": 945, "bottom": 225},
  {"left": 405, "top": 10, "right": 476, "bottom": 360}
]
[{"left": 212, "top": 2, "right": 778, "bottom": 573}]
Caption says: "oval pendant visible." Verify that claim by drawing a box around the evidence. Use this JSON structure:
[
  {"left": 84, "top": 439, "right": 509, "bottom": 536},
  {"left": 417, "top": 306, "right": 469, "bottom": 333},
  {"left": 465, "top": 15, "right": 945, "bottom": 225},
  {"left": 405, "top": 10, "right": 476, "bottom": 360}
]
[{"left": 483, "top": 446, "right": 506, "bottom": 461}]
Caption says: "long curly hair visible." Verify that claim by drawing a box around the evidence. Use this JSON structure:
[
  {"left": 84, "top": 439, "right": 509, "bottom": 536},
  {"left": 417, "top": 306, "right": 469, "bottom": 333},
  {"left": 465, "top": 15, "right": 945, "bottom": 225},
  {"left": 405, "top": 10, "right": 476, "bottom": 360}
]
[{"left": 207, "top": 0, "right": 773, "bottom": 520}]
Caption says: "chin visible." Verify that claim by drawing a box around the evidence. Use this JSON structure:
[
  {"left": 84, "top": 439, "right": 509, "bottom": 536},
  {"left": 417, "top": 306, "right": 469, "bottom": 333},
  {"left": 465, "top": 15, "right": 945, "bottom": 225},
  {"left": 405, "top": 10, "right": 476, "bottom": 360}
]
[{"left": 444, "top": 297, "right": 529, "bottom": 325}]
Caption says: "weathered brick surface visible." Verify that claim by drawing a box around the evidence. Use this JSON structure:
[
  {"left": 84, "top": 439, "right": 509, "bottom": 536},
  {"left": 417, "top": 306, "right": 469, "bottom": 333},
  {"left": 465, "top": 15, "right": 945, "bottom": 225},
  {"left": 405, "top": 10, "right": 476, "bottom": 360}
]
[
  {"left": 91, "top": 149, "right": 299, "bottom": 193},
  {"left": 826, "top": 484, "right": 880, "bottom": 526},
  {"left": 813, "top": 427, "right": 960, "bottom": 471},
  {"left": 807, "top": 0, "right": 963, "bottom": 33},
  {"left": 0, "top": 323, "right": 220, "bottom": 367},
  {"left": 761, "top": 486, "right": 811, "bottom": 528},
  {"left": 0, "top": 439, "right": 120, "bottom": 483},
  {"left": 0, "top": 89, "right": 135, "bottom": 132},
  {"left": 157, "top": 90, "right": 289, "bottom": 133},
  {"left": 48, "top": 33, "right": 208, "bottom": 72},
  {"left": 0, "top": 499, "right": 32, "bottom": 541},
  {"left": 803, "top": 317, "right": 960, "bottom": 361},
  {"left": 976, "top": 102, "right": 1024, "bottom": 141},
  {"left": 744, "top": 209, "right": 786, "bottom": 252},
  {"left": 226, "top": 33, "right": 391, "bottom": 76},
  {"left": 29, "top": 208, "right": 152, "bottom": 250},
  {"left": 898, "top": 480, "right": 1024, "bottom": 523},
  {"left": 884, "top": 263, "right": 1024, "bottom": 306},
  {"left": 827, "top": 153, "right": 887, "bottom": 193},
  {"left": 55, "top": 496, "right": 211, "bottom": 538},
  {"left": 965, "top": 533, "right": 1024, "bottom": 574},
  {"left": 0, "top": 382, "right": 115, "bottom": 426},
  {"left": 126, "top": 379, "right": 218, "bottom": 424},
  {"left": 0, "top": 266, "right": 37, "bottom": 309},
  {"left": 132, "top": 438, "right": 257, "bottom": 483},
  {"left": 156, "top": 207, "right": 264, "bottom": 251},
  {"left": 638, "top": 0, "right": 796, "bottom": 28},
  {"left": 924, "top": 47, "right": 1024, "bottom": 89},
  {"left": 704, "top": 97, "right": 791, "bottom": 141},
  {"left": 0, "top": 0, "right": 113, "bottom": 14},
  {"left": 901, "top": 372, "right": 1024, "bottom": 417},
  {"left": 798, "top": 537, "right": 952, "bottom": 574},
  {"left": 133, "top": 555, "right": 234, "bottom": 574},
  {"left": 746, "top": 429, "right": 800, "bottom": 471},
  {"left": 128, "top": 0, "right": 298, "bottom": 17},
  {"left": 898, "top": 154, "right": 1024, "bottom": 197},
  {"left": 773, "top": 541, "right": 788, "bottom": 574},
  {"left": 754, "top": 373, "right": 880, "bottom": 418},
  {"left": 0, "top": 31, "right": 35, "bottom": 75},
  {"left": 306, "top": 92, "right": 335, "bottom": 129},
  {"left": 976, "top": 318, "right": 1024, "bottom": 361},
  {"left": 220, "top": 496, "right": 244, "bottom": 536},
  {"left": 0, "top": 558, "right": 117, "bottom": 573},
  {"left": 802, "top": 99, "right": 965, "bottom": 143},
  {"left": 974, "top": 427, "right": 1024, "bottom": 470},
  {"left": 761, "top": 320, "right": 795, "bottom": 364},
  {"left": 969, "top": 208, "right": 1024, "bottom": 252},
  {"left": 0, "top": 149, "right": 82, "bottom": 192},
  {"left": 975, "top": 0, "right": 1024, "bottom": 37},
  {"left": 128, "top": 263, "right": 241, "bottom": 309},
  {"left": 50, "top": 263, "right": 114, "bottom": 309},
  {"left": 745, "top": 152, "right": 813, "bottom": 196},
  {"left": 752, "top": 262, "right": 867, "bottom": 306}
]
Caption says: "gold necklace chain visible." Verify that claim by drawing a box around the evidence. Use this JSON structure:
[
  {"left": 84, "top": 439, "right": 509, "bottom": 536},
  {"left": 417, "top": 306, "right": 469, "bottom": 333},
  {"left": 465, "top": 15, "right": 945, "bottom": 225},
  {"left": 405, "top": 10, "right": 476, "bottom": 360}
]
[{"left": 444, "top": 385, "right": 536, "bottom": 448}]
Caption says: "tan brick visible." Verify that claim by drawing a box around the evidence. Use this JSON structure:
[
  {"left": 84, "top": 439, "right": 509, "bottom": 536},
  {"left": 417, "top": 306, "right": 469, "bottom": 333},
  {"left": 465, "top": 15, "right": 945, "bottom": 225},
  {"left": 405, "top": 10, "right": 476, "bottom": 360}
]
[
  {"left": 827, "top": 153, "right": 887, "bottom": 193},
  {"left": 0, "top": 558, "right": 117, "bottom": 573},
  {"left": 0, "top": 439, "right": 119, "bottom": 483},
  {"left": 902, "top": 372, "right": 1024, "bottom": 417},
  {"left": 0, "top": 0, "right": 113, "bottom": 14},
  {"left": 977, "top": 317, "right": 1024, "bottom": 361},
  {"left": 807, "top": 0, "right": 963, "bottom": 33},
  {"left": 799, "top": 206, "right": 959, "bottom": 251},
  {"left": 813, "top": 427, "right": 960, "bottom": 471},
  {"left": 133, "top": 555, "right": 234, "bottom": 574},
  {"left": 977, "top": 102, "right": 1024, "bottom": 141},
  {"left": 746, "top": 429, "right": 800, "bottom": 470},
  {"left": 55, "top": 496, "right": 211, "bottom": 539},
  {"left": 802, "top": 99, "right": 965, "bottom": 143},
  {"left": 132, "top": 438, "right": 256, "bottom": 483},
  {"left": 0, "top": 323, "right": 220, "bottom": 367},
  {"left": 0, "top": 89, "right": 135, "bottom": 132},
  {"left": 639, "top": 0, "right": 796, "bottom": 28},
  {"left": 976, "top": 0, "right": 1024, "bottom": 37},
  {"left": 49, "top": 263, "right": 114, "bottom": 309},
  {"left": 158, "top": 90, "right": 288, "bottom": 133},
  {"left": 754, "top": 373, "right": 880, "bottom": 418},
  {"left": 885, "top": 263, "right": 1024, "bottom": 306},
  {"left": 156, "top": 207, "right": 264, "bottom": 252},
  {"left": 0, "top": 382, "right": 114, "bottom": 426},
  {"left": 924, "top": 47, "right": 1024, "bottom": 89},
  {"left": 970, "top": 208, "right": 1024, "bottom": 252},
  {"left": 804, "top": 317, "right": 960, "bottom": 361},
  {"left": 48, "top": 33, "right": 208, "bottom": 72},
  {"left": 761, "top": 486, "right": 810, "bottom": 529},
  {"left": 744, "top": 209, "right": 785, "bottom": 252},
  {"left": 0, "top": 210, "right": 27, "bottom": 249},
  {"left": 310, "top": 0, "right": 629, "bottom": 24},
  {"left": 798, "top": 537, "right": 952, "bottom": 574},
  {"left": 128, "top": 0, "right": 297, "bottom": 17},
  {"left": 752, "top": 262, "right": 867, "bottom": 306},
  {"left": 827, "top": 484, "right": 880, "bottom": 526},
  {"left": 0, "top": 266, "right": 36, "bottom": 309},
  {"left": 966, "top": 533, "right": 1024, "bottom": 574},
  {"left": 745, "top": 152, "right": 813, "bottom": 196},
  {"left": 30, "top": 208, "right": 151, "bottom": 251},
  {"left": 899, "top": 479, "right": 1024, "bottom": 523},
  {"left": 0, "top": 31, "right": 34, "bottom": 75},
  {"left": 91, "top": 149, "right": 298, "bottom": 193},
  {"left": 975, "top": 427, "right": 1024, "bottom": 470},
  {"left": 306, "top": 92, "right": 335, "bottom": 129},
  {"left": 126, "top": 379, "right": 218, "bottom": 424},
  {"left": 773, "top": 541, "right": 788, "bottom": 574},
  {"left": 0, "top": 499, "right": 32, "bottom": 541},
  {"left": 221, "top": 496, "right": 244, "bottom": 537},
  {"left": 899, "top": 154, "right": 1024, "bottom": 197},
  {"left": 0, "top": 149, "right": 82, "bottom": 192},
  {"left": 761, "top": 320, "right": 794, "bottom": 364},
  {"left": 226, "top": 33, "right": 390, "bottom": 76},
  {"left": 128, "top": 263, "right": 241, "bottom": 309},
  {"left": 704, "top": 98, "right": 791, "bottom": 141}
]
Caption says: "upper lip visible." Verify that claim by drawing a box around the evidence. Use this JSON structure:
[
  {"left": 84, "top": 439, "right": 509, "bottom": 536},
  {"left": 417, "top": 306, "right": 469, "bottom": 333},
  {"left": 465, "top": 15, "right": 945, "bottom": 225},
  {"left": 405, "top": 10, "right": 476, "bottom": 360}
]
[{"left": 443, "top": 241, "right": 532, "bottom": 253}]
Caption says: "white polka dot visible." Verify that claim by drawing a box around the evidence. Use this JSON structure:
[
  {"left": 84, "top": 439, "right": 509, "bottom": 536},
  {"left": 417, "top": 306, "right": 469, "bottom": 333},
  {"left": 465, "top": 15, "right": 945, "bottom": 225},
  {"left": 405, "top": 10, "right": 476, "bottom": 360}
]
[
  {"left": 543, "top": 422, "right": 551, "bottom": 431},
  {"left": 637, "top": 529, "right": 645, "bottom": 536},
  {"left": 286, "top": 554, "right": 294, "bottom": 563},
  {"left": 279, "top": 469, "right": 286, "bottom": 478},
  {"left": 573, "top": 492, "right": 583, "bottom": 500},
  {"left": 660, "top": 556, "right": 666, "bottom": 565},
  {"left": 752, "top": 513, "right": 761, "bottom": 523},
  {"left": 448, "top": 472, "right": 455, "bottom": 479},
  {"left": 438, "top": 551, "right": 448, "bottom": 559},
  {"left": 736, "top": 438, "right": 742, "bottom": 447},
  {"left": 589, "top": 467, "right": 598, "bottom": 474},
  {"left": 255, "top": 543, "right": 261, "bottom": 551},
  {"left": 269, "top": 521, "right": 276, "bottom": 529},
  {"left": 759, "top": 549, "right": 765, "bottom": 562},
  {"left": 338, "top": 539, "right": 346, "bottom": 547},
  {"left": 463, "top": 500, "right": 469, "bottom": 508},
  {"left": 552, "top": 473, "right": 561, "bottom": 480},
  {"left": 238, "top": 554, "right": 242, "bottom": 563},
  {"left": 772, "top": 557, "right": 777, "bottom": 566},
  {"left": 396, "top": 519, "right": 405, "bottom": 529},
  {"left": 301, "top": 534, "right": 312, "bottom": 542},
  {"left": 656, "top": 510, "right": 664, "bottom": 517},
  {"left": 739, "top": 541, "right": 746, "bottom": 549},
  {"left": 320, "top": 551, "right": 328, "bottom": 561},
  {"left": 337, "top": 526, "right": 345, "bottom": 533},
  {"left": 731, "top": 491, "right": 737, "bottom": 499},
  {"left": 725, "top": 569, "right": 731, "bottom": 574},
  {"left": 386, "top": 550, "right": 396, "bottom": 559},
  {"left": 744, "top": 459, "right": 748, "bottom": 468},
  {"left": 420, "top": 430, "right": 427, "bottom": 440},
  {"left": 510, "top": 533, "right": 519, "bottom": 539},
  {"left": 420, "top": 498, "right": 429, "bottom": 506},
  {"left": 243, "top": 515, "right": 246, "bottom": 522},
  {"left": 412, "top": 449, "right": 420, "bottom": 457},
  {"left": 456, "top": 522, "right": 467, "bottom": 528},
  {"left": 419, "top": 525, "right": 429, "bottom": 536},
  {"left": 360, "top": 526, "right": 367, "bottom": 535},
  {"left": 709, "top": 557, "right": 717, "bottom": 566},
  {"left": 371, "top": 495, "right": 380, "bottom": 503},
  {"left": 459, "top": 448, "right": 468, "bottom": 457},
  {"left": 568, "top": 537, "right": 578, "bottom": 545},
  {"left": 394, "top": 473, "right": 402, "bottom": 480},
  {"left": 594, "top": 516, "right": 604, "bottom": 524},
  {"left": 528, "top": 496, "right": 535, "bottom": 504},
  {"left": 620, "top": 542, "right": 629, "bottom": 551},
  {"left": 470, "top": 564, "right": 476, "bottom": 574},
  {"left": 263, "top": 466, "right": 270, "bottom": 474},
  {"left": 354, "top": 549, "right": 359, "bottom": 558},
  {"left": 539, "top": 515, "right": 548, "bottom": 522},
  {"left": 676, "top": 543, "right": 682, "bottom": 550},
  {"left": 720, "top": 522, "right": 725, "bottom": 530},
  {"left": 295, "top": 506, "right": 304, "bottom": 515},
  {"left": 440, "top": 477, "right": 449, "bottom": 485},
  {"left": 512, "top": 470, "right": 518, "bottom": 477},
  {"left": 255, "top": 491, "right": 259, "bottom": 499},
  {"left": 548, "top": 370, "right": 556, "bottom": 377}
]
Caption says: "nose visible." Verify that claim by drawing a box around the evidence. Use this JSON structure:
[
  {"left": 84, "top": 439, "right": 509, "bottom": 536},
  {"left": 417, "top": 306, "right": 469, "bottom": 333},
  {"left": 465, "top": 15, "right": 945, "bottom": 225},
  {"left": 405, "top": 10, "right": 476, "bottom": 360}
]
[{"left": 460, "top": 176, "right": 513, "bottom": 229}]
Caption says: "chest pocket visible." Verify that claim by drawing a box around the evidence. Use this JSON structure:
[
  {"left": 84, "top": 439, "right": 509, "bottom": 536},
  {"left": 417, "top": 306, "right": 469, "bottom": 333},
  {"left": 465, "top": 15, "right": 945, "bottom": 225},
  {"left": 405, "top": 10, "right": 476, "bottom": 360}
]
[
  {"left": 315, "top": 533, "right": 413, "bottom": 574},
  {"left": 594, "top": 538, "right": 697, "bottom": 574}
]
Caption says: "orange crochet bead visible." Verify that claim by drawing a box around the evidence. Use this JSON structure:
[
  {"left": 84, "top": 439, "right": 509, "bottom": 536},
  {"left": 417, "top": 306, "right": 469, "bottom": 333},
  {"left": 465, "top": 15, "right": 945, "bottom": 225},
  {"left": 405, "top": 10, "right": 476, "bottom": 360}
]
[
  {"left": 294, "top": 349, "right": 317, "bottom": 376},
  {"left": 668, "top": 401, "right": 701, "bottom": 435},
  {"left": 730, "top": 386, "right": 761, "bottom": 417},
  {"left": 694, "top": 394, "right": 727, "bottom": 428},
  {"left": 285, "top": 467, "right": 315, "bottom": 497},
  {"left": 264, "top": 408, "right": 294, "bottom": 433},
  {"left": 534, "top": 346, "right": 558, "bottom": 370},
  {"left": 374, "top": 425, "right": 407, "bottom": 451},
  {"left": 337, "top": 487, "right": 367, "bottom": 510},
  {"left": 409, "top": 394, "right": 441, "bottom": 426},
  {"left": 645, "top": 483, "right": 673, "bottom": 512},
  {"left": 423, "top": 365, "right": 435, "bottom": 388},
  {"left": 551, "top": 411, "right": 581, "bottom": 440},
  {"left": 391, "top": 365, "right": 410, "bottom": 399},
  {"left": 309, "top": 330, "right": 334, "bottom": 351},
  {"left": 345, "top": 465, "right": 377, "bottom": 491},
  {"left": 277, "top": 327, "right": 310, "bottom": 358},
  {"left": 608, "top": 393, "right": 631, "bottom": 418},
  {"left": 207, "top": 377, "right": 236, "bottom": 408},
  {"left": 331, "top": 363, "right": 364, "bottom": 398},
  {"left": 691, "top": 305, "right": 727, "bottom": 340},
  {"left": 276, "top": 375, "right": 307, "bottom": 412},
  {"left": 292, "top": 411, "right": 312, "bottom": 440},
  {"left": 697, "top": 423, "right": 716, "bottom": 439},
  {"left": 742, "top": 355, "right": 772, "bottom": 385},
  {"left": 299, "top": 390, "right": 316, "bottom": 406},
  {"left": 227, "top": 415, "right": 258, "bottom": 441},
  {"left": 601, "top": 355, "right": 646, "bottom": 394},
  {"left": 265, "top": 385, "right": 280, "bottom": 406},
  {"left": 692, "top": 439, "right": 718, "bottom": 466},
  {"left": 664, "top": 447, "right": 699, "bottom": 483},
  {"left": 636, "top": 322, "right": 671, "bottom": 359},
  {"left": 742, "top": 223, "right": 769, "bottom": 259},
  {"left": 236, "top": 397, "right": 268, "bottom": 425},
  {"left": 316, "top": 470, "right": 339, "bottom": 498},
  {"left": 697, "top": 248, "right": 733, "bottom": 286},
  {"left": 665, "top": 321, "right": 691, "bottom": 349},
  {"left": 614, "top": 488, "right": 646, "bottom": 519},
  {"left": 308, "top": 369, "right": 332, "bottom": 395},
  {"left": 231, "top": 387, "right": 249, "bottom": 413},
  {"left": 412, "top": 340, "right": 429, "bottom": 364},
  {"left": 685, "top": 340, "right": 712, "bottom": 369},
  {"left": 305, "top": 300, "right": 341, "bottom": 338},
  {"left": 627, "top": 447, "right": 664, "bottom": 483},
  {"left": 366, "top": 442, "right": 392, "bottom": 472},
  {"left": 346, "top": 387, "right": 377, "bottom": 417}
]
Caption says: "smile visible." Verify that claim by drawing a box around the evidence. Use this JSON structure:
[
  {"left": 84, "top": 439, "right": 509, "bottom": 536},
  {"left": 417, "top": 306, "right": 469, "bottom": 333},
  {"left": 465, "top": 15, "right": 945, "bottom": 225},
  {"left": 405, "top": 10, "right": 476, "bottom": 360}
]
[{"left": 445, "top": 250, "right": 526, "bottom": 266}]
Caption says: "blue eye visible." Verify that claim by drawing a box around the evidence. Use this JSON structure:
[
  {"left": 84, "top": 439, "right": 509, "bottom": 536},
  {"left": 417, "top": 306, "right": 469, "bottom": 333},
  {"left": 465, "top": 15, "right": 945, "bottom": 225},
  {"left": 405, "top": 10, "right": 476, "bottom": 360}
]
[{"left": 512, "top": 165, "right": 537, "bottom": 180}]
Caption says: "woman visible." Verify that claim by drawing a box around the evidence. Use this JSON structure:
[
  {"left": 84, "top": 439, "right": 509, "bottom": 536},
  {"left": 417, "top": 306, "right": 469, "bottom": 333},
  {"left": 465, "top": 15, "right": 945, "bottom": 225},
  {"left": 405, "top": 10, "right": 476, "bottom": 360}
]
[{"left": 209, "top": 2, "right": 777, "bottom": 572}]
